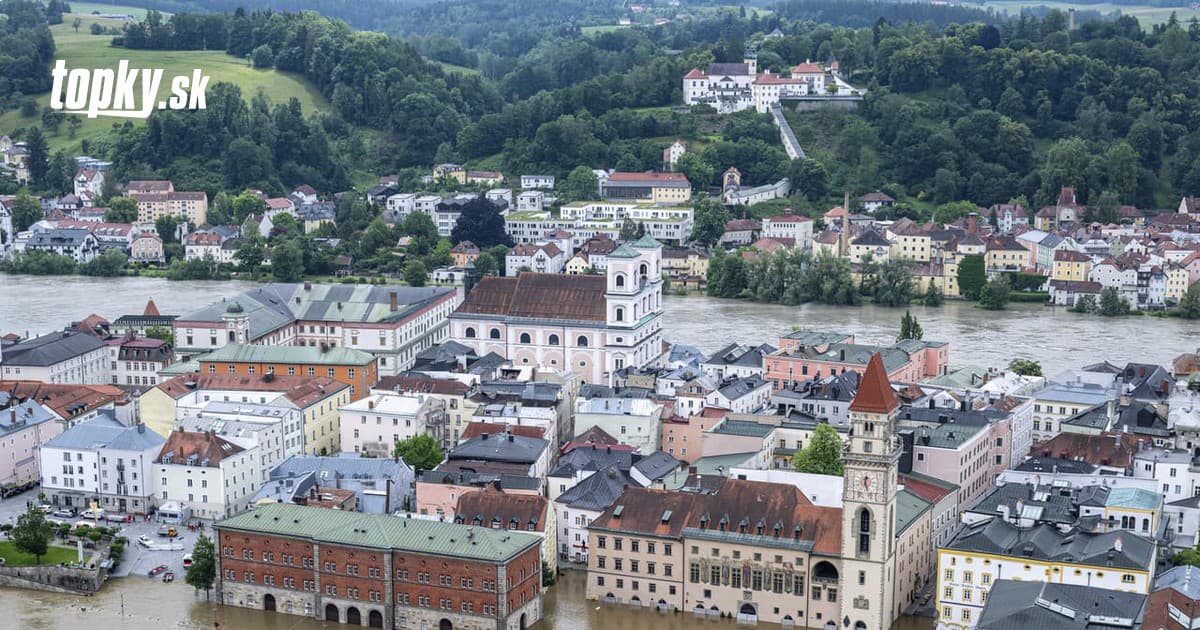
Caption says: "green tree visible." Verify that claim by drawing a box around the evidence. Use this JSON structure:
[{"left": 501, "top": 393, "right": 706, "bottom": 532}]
[
  {"left": 898, "top": 310, "right": 923, "bottom": 341},
  {"left": 1071, "top": 294, "right": 1097, "bottom": 313},
  {"left": 872, "top": 258, "right": 914, "bottom": 306},
  {"left": 691, "top": 198, "right": 730, "bottom": 247},
  {"left": 1098, "top": 286, "right": 1131, "bottom": 316},
  {"left": 103, "top": 197, "right": 139, "bottom": 224},
  {"left": 561, "top": 166, "right": 599, "bottom": 203},
  {"left": 792, "top": 423, "right": 844, "bottom": 476},
  {"left": 403, "top": 260, "right": 428, "bottom": 286},
  {"left": 923, "top": 283, "right": 945, "bottom": 307},
  {"left": 155, "top": 216, "right": 182, "bottom": 244},
  {"left": 72, "top": 16, "right": 81, "bottom": 32},
  {"left": 1172, "top": 546, "right": 1200, "bottom": 568},
  {"left": 10, "top": 191, "right": 42, "bottom": 232},
  {"left": 251, "top": 44, "right": 274, "bottom": 68},
  {"left": 80, "top": 249, "right": 128, "bottom": 277},
  {"left": 185, "top": 534, "right": 216, "bottom": 598},
  {"left": 270, "top": 241, "right": 304, "bottom": 282},
  {"left": 1179, "top": 284, "right": 1200, "bottom": 319},
  {"left": 956, "top": 255, "right": 986, "bottom": 300},
  {"left": 11, "top": 505, "right": 53, "bottom": 564},
  {"left": 978, "top": 276, "right": 1011, "bottom": 310},
  {"left": 1008, "top": 359, "right": 1043, "bottom": 377},
  {"left": 145, "top": 325, "right": 174, "bottom": 345},
  {"left": 792, "top": 158, "right": 830, "bottom": 200},
  {"left": 449, "top": 198, "right": 510, "bottom": 248},
  {"left": 393, "top": 434, "right": 443, "bottom": 470},
  {"left": 25, "top": 127, "right": 49, "bottom": 187},
  {"left": 234, "top": 236, "right": 266, "bottom": 271},
  {"left": 231, "top": 193, "right": 267, "bottom": 223}
]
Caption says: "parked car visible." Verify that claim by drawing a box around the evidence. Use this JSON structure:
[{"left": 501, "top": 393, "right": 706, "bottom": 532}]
[
  {"left": 35, "top": 504, "right": 52, "bottom": 513},
  {"left": 81, "top": 508, "right": 104, "bottom": 519},
  {"left": 52, "top": 508, "right": 76, "bottom": 519},
  {"left": 182, "top": 553, "right": 193, "bottom": 568},
  {"left": 137, "top": 535, "right": 153, "bottom": 548},
  {"left": 147, "top": 565, "right": 169, "bottom": 577},
  {"left": 156, "top": 526, "right": 177, "bottom": 538},
  {"left": 162, "top": 571, "right": 174, "bottom": 583}
]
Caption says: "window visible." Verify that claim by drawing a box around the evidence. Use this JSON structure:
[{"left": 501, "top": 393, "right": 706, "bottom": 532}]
[
  {"left": 615, "top": 307, "right": 624, "bottom": 322},
  {"left": 577, "top": 335, "right": 588, "bottom": 347},
  {"left": 490, "top": 328, "right": 501, "bottom": 340},
  {"left": 519, "top": 333, "right": 531, "bottom": 344},
  {"left": 1121, "top": 574, "right": 1135, "bottom": 584},
  {"left": 857, "top": 508, "right": 871, "bottom": 555},
  {"left": 465, "top": 327, "right": 476, "bottom": 338},
  {"left": 548, "top": 334, "right": 559, "bottom": 345}
]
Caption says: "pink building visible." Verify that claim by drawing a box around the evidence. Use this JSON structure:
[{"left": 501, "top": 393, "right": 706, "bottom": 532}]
[
  {"left": 414, "top": 470, "right": 543, "bottom": 520},
  {"left": 904, "top": 419, "right": 992, "bottom": 508},
  {"left": 0, "top": 400, "right": 64, "bottom": 485},
  {"left": 765, "top": 335, "right": 949, "bottom": 392}
]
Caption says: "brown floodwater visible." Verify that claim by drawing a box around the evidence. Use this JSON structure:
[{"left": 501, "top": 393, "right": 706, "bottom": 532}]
[{"left": 0, "top": 569, "right": 933, "bottom": 630}]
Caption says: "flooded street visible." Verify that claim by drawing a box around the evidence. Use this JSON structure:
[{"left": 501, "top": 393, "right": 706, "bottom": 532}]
[
  {"left": 1, "top": 274, "right": 1197, "bottom": 375},
  {"left": 0, "top": 569, "right": 933, "bottom": 630}
]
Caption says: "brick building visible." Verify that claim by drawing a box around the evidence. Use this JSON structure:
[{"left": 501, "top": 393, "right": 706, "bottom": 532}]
[
  {"left": 197, "top": 343, "right": 377, "bottom": 401},
  {"left": 215, "top": 503, "right": 543, "bottom": 630}
]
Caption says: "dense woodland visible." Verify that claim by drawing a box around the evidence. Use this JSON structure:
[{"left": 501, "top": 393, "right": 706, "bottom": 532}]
[{"left": 7, "top": 0, "right": 1200, "bottom": 214}]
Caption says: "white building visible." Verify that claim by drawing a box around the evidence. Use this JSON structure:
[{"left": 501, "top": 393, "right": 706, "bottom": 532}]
[
  {"left": 1, "top": 331, "right": 110, "bottom": 385},
  {"left": 517, "top": 190, "right": 548, "bottom": 213},
  {"left": 705, "top": 375, "right": 771, "bottom": 414},
  {"left": 73, "top": 169, "right": 105, "bottom": 200},
  {"left": 573, "top": 397, "right": 663, "bottom": 453},
  {"left": 521, "top": 175, "right": 555, "bottom": 190},
  {"left": 486, "top": 188, "right": 513, "bottom": 209},
  {"left": 39, "top": 413, "right": 165, "bottom": 514},
  {"left": 386, "top": 192, "right": 419, "bottom": 219},
  {"left": 506, "top": 243, "right": 566, "bottom": 276},
  {"left": 682, "top": 58, "right": 860, "bottom": 114},
  {"left": 450, "top": 236, "right": 665, "bottom": 385},
  {"left": 761, "top": 211, "right": 814, "bottom": 249},
  {"left": 108, "top": 336, "right": 173, "bottom": 387},
  {"left": 338, "top": 390, "right": 445, "bottom": 458},
  {"left": 154, "top": 429, "right": 258, "bottom": 520}
]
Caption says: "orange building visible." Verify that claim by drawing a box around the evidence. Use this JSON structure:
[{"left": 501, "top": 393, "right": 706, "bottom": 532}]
[{"left": 197, "top": 343, "right": 377, "bottom": 400}]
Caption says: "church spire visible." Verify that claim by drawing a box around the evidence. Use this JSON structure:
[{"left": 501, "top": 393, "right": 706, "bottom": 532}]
[{"left": 849, "top": 352, "right": 898, "bottom": 414}]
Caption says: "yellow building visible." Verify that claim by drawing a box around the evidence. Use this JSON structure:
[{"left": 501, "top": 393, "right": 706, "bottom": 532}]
[
  {"left": 451, "top": 240, "right": 481, "bottom": 267},
  {"left": 850, "top": 228, "right": 892, "bottom": 263},
  {"left": 433, "top": 163, "right": 466, "bottom": 184},
  {"left": 1052, "top": 249, "right": 1093, "bottom": 282},
  {"left": 662, "top": 248, "right": 709, "bottom": 283},
  {"left": 565, "top": 253, "right": 592, "bottom": 274},
  {"left": 1166, "top": 263, "right": 1191, "bottom": 302},
  {"left": 887, "top": 219, "right": 932, "bottom": 262},
  {"left": 984, "top": 234, "right": 1030, "bottom": 272},
  {"left": 131, "top": 190, "right": 208, "bottom": 225},
  {"left": 600, "top": 172, "right": 692, "bottom": 204}
]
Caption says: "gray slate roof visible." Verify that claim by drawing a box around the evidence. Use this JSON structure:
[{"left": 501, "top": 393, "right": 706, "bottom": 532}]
[
  {"left": 448, "top": 433, "right": 548, "bottom": 464},
  {"left": 1, "top": 331, "right": 106, "bottom": 366},
  {"left": 44, "top": 413, "right": 164, "bottom": 452},
  {"left": 943, "top": 518, "right": 1156, "bottom": 571},
  {"left": 557, "top": 467, "right": 639, "bottom": 511},
  {"left": 977, "top": 580, "right": 1145, "bottom": 630},
  {"left": 270, "top": 453, "right": 412, "bottom": 481},
  {"left": 0, "top": 400, "right": 59, "bottom": 437}
]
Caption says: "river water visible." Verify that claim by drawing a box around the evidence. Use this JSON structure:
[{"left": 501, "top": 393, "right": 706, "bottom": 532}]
[
  {"left": 0, "top": 570, "right": 933, "bottom": 630},
  {"left": 1, "top": 274, "right": 1196, "bottom": 375}
]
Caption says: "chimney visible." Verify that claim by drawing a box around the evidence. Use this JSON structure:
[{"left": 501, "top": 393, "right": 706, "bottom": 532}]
[
  {"left": 390, "top": 292, "right": 398, "bottom": 312},
  {"left": 967, "top": 213, "right": 979, "bottom": 235},
  {"left": 1068, "top": 7, "right": 1076, "bottom": 31},
  {"left": 304, "top": 281, "right": 312, "bottom": 291},
  {"left": 368, "top": 399, "right": 375, "bottom": 410}
]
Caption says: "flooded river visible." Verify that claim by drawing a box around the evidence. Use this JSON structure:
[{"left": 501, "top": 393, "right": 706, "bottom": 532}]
[
  {"left": 2, "top": 274, "right": 1197, "bottom": 374},
  {"left": 0, "top": 570, "right": 932, "bottom": 630}
]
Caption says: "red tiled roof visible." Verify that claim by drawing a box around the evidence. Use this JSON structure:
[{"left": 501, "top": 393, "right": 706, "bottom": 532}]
[
  {"left": 460, "top": 422, "right": 547, "bottom": 441},
  {"left": 144, "top": 299, "right": 160, "bottom": 316},
  {"left": 156, "top": 430, "right": 244, "bottom": 466},
  {"left": 455, "top": 273, "right": 607, "bottom": 322},
  {"left": 154, "top": 372, "right": 347, "bottom": 405},
  {"left": 684, "top": 69, "right": 705, "bottom": 79},
  {"left": 376, "top": 375, "right": 469, "bottom": 396},
  {"left": 791, "top": 62, "right": 823, "bottom": 74},
  {"left": 1032, "top": 432, "right": 1138, "bottom": 470},
  {"left": 0, "top": 381, "right": 127, "bottom": 420},
  {"left": 848, "top": 353, "right": 897, "bottom": 414},
  {"left": 454, "top": 485, "right": 548, "bottom": 531},
  {"left": 1054, "top": 249, "right": 1090, "bottom": 262}
]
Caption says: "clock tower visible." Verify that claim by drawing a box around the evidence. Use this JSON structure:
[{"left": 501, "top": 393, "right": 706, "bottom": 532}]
[{"left": 839, "top": 352, "right": 900, "bottom": 630}]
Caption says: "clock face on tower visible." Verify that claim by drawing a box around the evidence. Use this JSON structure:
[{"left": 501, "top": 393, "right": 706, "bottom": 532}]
[{"left": 853, "top": 471, "right": 884, "bottom": 502}]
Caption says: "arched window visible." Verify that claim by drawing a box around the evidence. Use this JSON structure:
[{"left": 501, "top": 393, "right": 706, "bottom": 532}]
[
  {"left": 519, "top": 333, "right": 531, "bottom": 344},
  {"left": 639, "top": 263, "right": 648, "bottom": 278},
  {"left": 615, "top": 274, "right": 626, "bottom": 288},
  {"left": 489, "top": 328, "right": 501, "bottom": 340},
  {"left": 857, "top": 508, "right": 872, "bottom": 555},
  {"left": 464, "top": 327, "right": 476, "bottom": 339},
  {"left": 577, "top": 336, "right": 589, "bottom": 347},
  {"left": 615, "top": 307, "right": 624, "bottom": 322},
  {"left": 548, "top": 334, "right": 560, "bottom": 345}
]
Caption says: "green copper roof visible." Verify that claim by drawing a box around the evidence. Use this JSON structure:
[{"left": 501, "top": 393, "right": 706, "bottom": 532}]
[
  {"left": 216, "top": 503, "right": 540, "bottom": 562},
  {"left": 198, "top": 343, "right": 374, "bottom": 366},
  {"left": 895, "top": 489, "right": 932, "bottom": 536},
  {"left": 1105, "top": 487, "right": 1161, "bottom": 511},
  {"left": 630, "top": 234, "right": 662, "bottom": 248},
  {"left": 608, "top": 244, "right": 640, "bottom": 259}
]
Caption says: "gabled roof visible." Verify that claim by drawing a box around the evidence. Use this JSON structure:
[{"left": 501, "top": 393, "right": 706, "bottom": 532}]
[
  {"left": 557, "top": 466, "right": 638, "bottom": 511},
  {"left": 454, "top": 485, "right": 548, "bottom": 531},
  {"left": 848, "top": 353, "right": 898, "bottom": 413},
  {"left": 156, "top": 430, "right": 245, "bottom": 466},
  {"left": 455, "top": 273, "right": 607, "bottom": 322},
  {"left": 1, "top": 331, "right": 106, "bottom": 367}
]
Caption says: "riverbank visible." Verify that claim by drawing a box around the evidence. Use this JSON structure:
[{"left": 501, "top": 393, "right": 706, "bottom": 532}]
[{"left": 3, "top": 275, "right": 1198, "bottom": 376}]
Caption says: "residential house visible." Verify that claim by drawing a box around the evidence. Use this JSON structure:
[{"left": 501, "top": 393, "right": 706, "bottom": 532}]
[
  {"left": 39, "top": 413, "right": 164, "bottom": 513},
  {"left": 338, "top": 390, "right": 445, "bottom": 458},
  {"left": 155, "top": 429, "right": 258, "bottom": 519},
  {"left": 0, "top": 331, "right": 110, "bottom": 384}
]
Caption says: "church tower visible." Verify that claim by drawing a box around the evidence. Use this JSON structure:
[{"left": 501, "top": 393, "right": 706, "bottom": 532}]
[{"left": 839, "top": 352, "right": 900, "bottom": 630}]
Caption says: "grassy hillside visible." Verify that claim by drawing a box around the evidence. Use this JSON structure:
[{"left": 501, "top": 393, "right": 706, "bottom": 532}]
[
  {"left": 67, "top": 1, "right": 171, "bottom": 19},
  {"left": 980, "top": 0, "right": 1200, "bottom": 26},
  {"left": 1, "top": 11, "right": 329, "bottom": 153}
]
